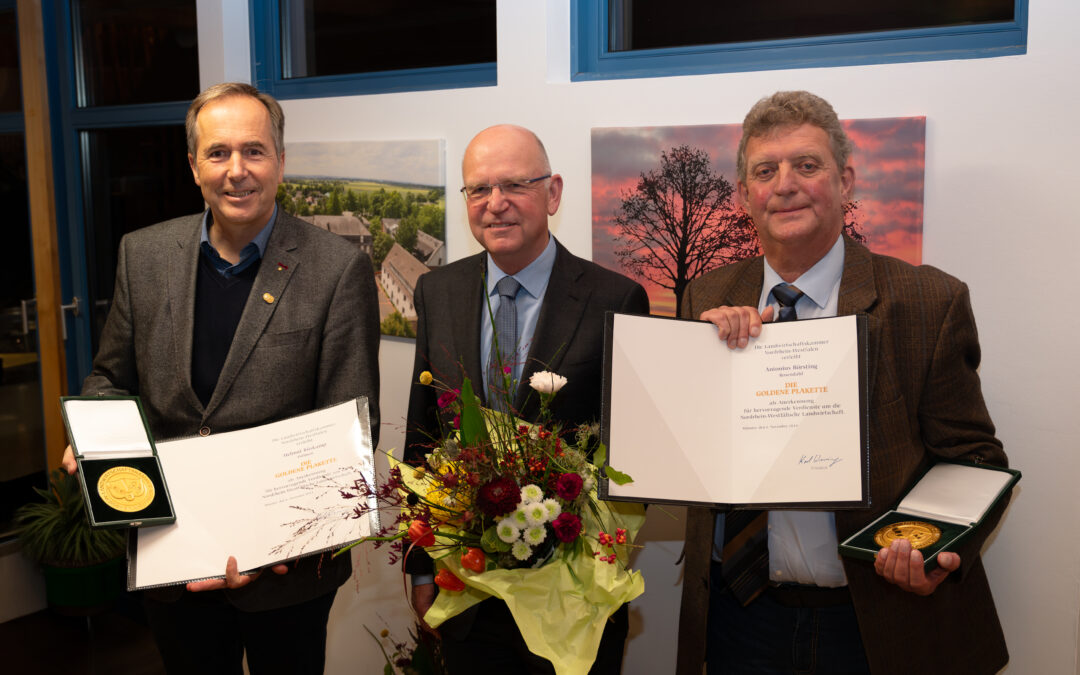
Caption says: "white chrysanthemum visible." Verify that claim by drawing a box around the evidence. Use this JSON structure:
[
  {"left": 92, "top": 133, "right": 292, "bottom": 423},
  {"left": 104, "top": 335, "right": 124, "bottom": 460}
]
[
  {"left": 542, "top": 498, "right": 561, "bottom": 520},
  {"left": 583, "top": 475, "right": 596, "bottom": 493},
  {"left": 496, "top": 518, "right": 521, "bottom": 544},
  {"left": 529, "top": 371, "right": 568, "bottom": 394},
  {"left": 520, "top": 484, "right": 544, "bottom": 504},
  {"left": 510, "top": 508, "right": 529, "bottom": 528},
  {"left": 524, "top": 526, "right": 547, "bottom": 546},
  {"left": 511, "top": 540, "right": 533, "bottom": 561},
  {"left": 523, "top": 502, "right": 549, "bottom": 527}
]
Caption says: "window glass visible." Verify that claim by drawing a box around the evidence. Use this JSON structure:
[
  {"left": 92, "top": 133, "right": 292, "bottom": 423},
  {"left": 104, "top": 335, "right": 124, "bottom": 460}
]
[
  {"left": 279, "top": 0, "right": 496, "bottom": 78},
  {"left": 0, "top": 132, "right": 44, "bottom": 537},
  {"left": 611, "top": 0, "right": 1015, "bottom": 51},
  {"left": 73, "top": 0, "right": 199, "bottom": 107},
  {"left": 81, "top": 126, "right": 205, "bottom": 348},
  {"left": 0, "top": 10, "right": 20, "bottom": 112}
]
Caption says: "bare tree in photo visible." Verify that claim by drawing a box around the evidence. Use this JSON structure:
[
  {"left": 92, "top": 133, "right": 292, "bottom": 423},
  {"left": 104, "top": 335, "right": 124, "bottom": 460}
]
[{"left": 613, "top": 145, "right": 758, "bottom": 311}]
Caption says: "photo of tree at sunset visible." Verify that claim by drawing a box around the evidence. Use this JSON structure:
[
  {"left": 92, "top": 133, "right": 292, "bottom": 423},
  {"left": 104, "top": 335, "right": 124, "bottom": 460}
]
[{"left": 591, "top": 118, "right": 925, "bottom": 316}]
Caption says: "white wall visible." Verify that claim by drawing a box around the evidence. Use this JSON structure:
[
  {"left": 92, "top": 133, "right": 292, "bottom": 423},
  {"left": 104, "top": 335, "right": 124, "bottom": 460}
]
[{"left": 203, "top": 1, "right": 1080, "bottom": 672}]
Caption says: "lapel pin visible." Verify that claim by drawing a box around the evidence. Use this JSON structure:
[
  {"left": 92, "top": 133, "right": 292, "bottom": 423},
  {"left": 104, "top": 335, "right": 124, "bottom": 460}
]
[
  {"left": 263, "top": 292, "right": 275, "bottom": 304},
  {"left": 277, "top": 262, "right": 288, "bottom": 271}
]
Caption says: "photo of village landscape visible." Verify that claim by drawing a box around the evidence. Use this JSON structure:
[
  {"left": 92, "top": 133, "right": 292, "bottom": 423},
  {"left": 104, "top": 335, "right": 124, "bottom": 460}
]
[{"left": 278, "top": 139, "right": 446, "bottom": 337}]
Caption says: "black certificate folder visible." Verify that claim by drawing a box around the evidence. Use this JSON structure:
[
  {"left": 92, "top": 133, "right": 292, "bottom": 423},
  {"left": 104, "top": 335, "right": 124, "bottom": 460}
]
[
  {"left": 61, "top": 396, "right": 176, "bottom": 529},
  {"left": 600, "top": 312, "right": 869, "bottom": 509}
]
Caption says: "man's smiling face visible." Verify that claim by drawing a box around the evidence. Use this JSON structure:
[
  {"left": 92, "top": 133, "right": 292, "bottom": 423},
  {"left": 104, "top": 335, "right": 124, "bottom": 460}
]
[
  {"left": 462, "top": 125, "right": 562, "bottom": 275},
  {"left": 738, "top": 122, "right": 854, "bottom": 264},
  {"left": 188, "top": 94, "right": 284, "bottom": 231}
]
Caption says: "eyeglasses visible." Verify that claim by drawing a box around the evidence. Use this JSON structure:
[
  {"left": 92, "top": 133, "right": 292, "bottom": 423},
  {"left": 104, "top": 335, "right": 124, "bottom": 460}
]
[{"left": 460, "top": 174, "right": 551, "bottom": 203}]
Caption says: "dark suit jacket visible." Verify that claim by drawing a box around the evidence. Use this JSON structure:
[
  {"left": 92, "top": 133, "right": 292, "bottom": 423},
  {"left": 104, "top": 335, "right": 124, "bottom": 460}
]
[
  {"left": 676, "top": 237, "right": 1009, "bottom": 675},
  {"left": 83, "top": 209, "right": 381, "bottom": 612},
  {"left": 403, "top": 238, "right": 650, "bottom": 576}
]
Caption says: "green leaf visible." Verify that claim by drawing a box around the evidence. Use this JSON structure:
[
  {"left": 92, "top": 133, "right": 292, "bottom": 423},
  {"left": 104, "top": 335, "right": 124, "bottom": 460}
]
[
  {"left": 481, "top": 524, "right": 511, "bottom": 553},
  {"left": 458, "top": 378, "right": 489, "bottom": 446},
  {"left": 592, "top": 442, "right": 607, "bottom": 468},
  {"left": 604, "top": 465, "right": 634, "bottom": 486}
]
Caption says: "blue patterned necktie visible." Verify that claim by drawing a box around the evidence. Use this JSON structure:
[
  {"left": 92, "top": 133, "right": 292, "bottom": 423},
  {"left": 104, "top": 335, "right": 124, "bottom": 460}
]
[
  {"left": 488, "top": 276, "right": 521, "bottom": 411},
  {"left": 720, "top": 282, "right": 805, "bottom": 605},
  {"left": 772, "top": 283, "right": 804, "bottom": 322}
]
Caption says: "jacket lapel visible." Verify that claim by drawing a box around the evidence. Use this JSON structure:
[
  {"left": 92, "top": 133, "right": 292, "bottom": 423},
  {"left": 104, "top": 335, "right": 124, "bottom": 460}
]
[
  {"left": 168, "top": 217, "right": 205, "bottom": 414},
  {"left": 454, "top": 253, "right": 488, "bottom": 404},
  {"left": 204, "top": 213, "right": 298, "bottom": 418},
  {"left": 837, "top": 237, "right": 880, "bottom": 396},
  {"left": 515, "top": 241, "right": 589, "bottom": 414}
]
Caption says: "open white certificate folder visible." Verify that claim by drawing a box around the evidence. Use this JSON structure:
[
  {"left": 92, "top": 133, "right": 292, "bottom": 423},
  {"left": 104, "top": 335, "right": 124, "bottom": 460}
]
[
  {"left": 602, "top": 313, "right": 868, "bottom": 509},
  {"left": 129, "top": 399, "right": 377, "bottom": 590}
]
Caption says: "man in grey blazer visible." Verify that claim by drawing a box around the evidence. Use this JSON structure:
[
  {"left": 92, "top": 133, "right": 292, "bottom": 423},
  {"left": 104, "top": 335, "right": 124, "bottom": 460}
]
[
  {"left": 62, "top": 83, "right": 380, "bottom": 674},
  {"left": 676, "top": 91, "right": 1008, "bottom": 674},
  {"left": 404, "top": 125, "right": 649, "bottom": 673}
]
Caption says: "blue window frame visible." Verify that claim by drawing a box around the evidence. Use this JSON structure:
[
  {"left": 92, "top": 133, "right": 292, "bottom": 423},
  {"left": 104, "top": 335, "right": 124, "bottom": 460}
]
[
  {"left": 250, "top": 0, "right": 496, "bottom": 100},
  {"left": 572, "top": 0, "right": 1028, "bottom": 81}
]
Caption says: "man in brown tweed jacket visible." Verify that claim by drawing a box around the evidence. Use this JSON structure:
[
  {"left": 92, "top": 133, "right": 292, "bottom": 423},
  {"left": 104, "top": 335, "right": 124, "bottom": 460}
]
[{"left": 676, "top": 91, "right": 1009, "bottom": 675}]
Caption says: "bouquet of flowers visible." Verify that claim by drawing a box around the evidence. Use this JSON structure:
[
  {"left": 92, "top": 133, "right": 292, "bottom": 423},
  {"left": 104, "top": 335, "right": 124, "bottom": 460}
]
[{"left": 342, "top": 370, "right": 645, "bottom": 675}]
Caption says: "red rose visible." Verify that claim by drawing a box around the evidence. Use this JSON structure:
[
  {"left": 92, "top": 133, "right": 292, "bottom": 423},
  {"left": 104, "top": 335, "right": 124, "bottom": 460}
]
[
  {"left": 555, "top": 472, "right": 583, "bottom": 501},
  {"left": 437, "top": 389, "right": 459, "bottom": 409},
  {"left": 476, "top": 475, "right": 520, "bottom": 517},
  {"left": 552, "top": 512, "right": 583, "bottom": 543}
]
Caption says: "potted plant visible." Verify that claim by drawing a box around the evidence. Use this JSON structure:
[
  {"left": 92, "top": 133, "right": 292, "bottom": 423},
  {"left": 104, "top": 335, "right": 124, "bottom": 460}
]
[{"left": 14, "top": 469, "right": 127, "bottom": 614}]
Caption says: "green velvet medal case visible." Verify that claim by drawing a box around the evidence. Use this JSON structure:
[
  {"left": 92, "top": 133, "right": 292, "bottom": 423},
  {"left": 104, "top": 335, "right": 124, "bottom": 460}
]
[{"left": 61, "top": 396, "right": 176, "bottom": 529}]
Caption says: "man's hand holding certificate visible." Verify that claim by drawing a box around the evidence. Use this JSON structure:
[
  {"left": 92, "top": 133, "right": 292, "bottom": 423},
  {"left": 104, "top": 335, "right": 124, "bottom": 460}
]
[{"left": 601, "top": 312, "right": 867, "bottom": 508}]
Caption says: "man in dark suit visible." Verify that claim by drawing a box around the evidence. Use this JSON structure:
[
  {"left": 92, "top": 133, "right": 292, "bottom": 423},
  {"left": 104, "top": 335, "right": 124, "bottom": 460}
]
[
  {"left": 62, "top": 82, "right": 380, "bottom": 674},
  {"left": 404, "top": 124, "right": 649, "bottom": 673},
  {"left": 675, "top": 91, "right": 1009, "bottom": 675}
]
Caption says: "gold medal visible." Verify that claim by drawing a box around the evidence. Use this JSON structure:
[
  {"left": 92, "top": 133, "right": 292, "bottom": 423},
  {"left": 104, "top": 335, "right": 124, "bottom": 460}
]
[
  {"left": 97, "top": 466, "right": 155, "bottom": 513},
  {"left": 874, "top": 520, "right": 941, "bottom": 550}
]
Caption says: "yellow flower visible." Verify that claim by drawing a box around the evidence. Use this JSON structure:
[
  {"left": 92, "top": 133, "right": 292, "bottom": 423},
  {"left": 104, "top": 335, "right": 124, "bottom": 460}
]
[{"left": 419, "top": 371, "right": 433, "bottom": 385}]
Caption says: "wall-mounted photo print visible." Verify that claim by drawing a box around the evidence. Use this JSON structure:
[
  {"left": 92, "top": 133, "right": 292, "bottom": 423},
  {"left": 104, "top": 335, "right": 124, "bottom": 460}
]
[
  {"left": 591, "top": 119, "right": 925, "bottom": 316},
  {"left": 282, "top": 139, "right": 446, "bottom": 338}
]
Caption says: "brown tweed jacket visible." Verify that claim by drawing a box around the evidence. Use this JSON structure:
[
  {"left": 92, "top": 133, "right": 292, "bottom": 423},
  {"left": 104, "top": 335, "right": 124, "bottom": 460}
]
[{"left": 675, "top": 236, "right": 1009, "bottom": 675}]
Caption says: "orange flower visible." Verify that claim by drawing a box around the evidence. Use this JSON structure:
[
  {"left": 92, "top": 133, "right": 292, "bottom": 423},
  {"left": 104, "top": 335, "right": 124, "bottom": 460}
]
[{"left": 407, "top": 520, "right": 435, "bottom": 547}]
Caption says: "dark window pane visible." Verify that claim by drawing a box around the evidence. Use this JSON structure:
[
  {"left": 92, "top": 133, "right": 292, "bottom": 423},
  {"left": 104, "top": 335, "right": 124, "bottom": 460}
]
[
  {"left": 0, "top": 132, "right": 46, "bottom": 537},
  {"left": 74, "top": 0, "right": 199, "bottom": 107},
  {"left": 0, "top": 10, "right": 21, "bottom": 112},
  {"left": 82, "top": 125, "right": 205, "bottom": 349},
  {"left": 281, "top": 0, "right": 496, "bottom": 78},
  {"left": 612, "top": 0, "right": 1015, "bottom": 52}
]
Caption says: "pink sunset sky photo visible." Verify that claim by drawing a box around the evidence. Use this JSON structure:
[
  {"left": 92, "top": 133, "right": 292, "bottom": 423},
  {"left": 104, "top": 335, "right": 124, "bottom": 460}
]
[{"left": 591, "top": 118, "right": 925, "bottom": 316}]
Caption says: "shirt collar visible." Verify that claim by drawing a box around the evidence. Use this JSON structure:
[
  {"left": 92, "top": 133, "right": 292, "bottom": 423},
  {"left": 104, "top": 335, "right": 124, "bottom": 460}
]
[
  {"left": 762, "top": 234, "right": 845, "bottom": 310},
  {"left": 485, "top": 234, "right": 557, "bottom": 299},
  {"left": 199, "top": 205, "right": 278, "bottom": 275}
]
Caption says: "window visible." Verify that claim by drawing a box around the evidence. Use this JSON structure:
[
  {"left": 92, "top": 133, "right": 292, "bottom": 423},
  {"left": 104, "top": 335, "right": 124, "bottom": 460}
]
[
  {"left": 573, "top": 0, "right": 1027, "bottom": 80},
  {"left": 51, "top": 0, "right": 203, "bottom": 369},
  {"left": 252, "top": 0, "right": 497, "bottom": 99}
]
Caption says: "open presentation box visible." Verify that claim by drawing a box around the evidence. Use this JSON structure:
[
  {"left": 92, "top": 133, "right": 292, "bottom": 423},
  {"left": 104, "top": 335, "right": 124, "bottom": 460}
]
[
  {"left": 61, "top": 396, "right": 175, "bottom": 529},
  {"left": 839, "top": 461, "right": 1019, "bottom": 569}
]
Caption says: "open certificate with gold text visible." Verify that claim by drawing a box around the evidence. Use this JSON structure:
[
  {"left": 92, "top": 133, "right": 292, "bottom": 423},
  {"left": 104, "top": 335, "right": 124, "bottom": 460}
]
[
  {"left": 128, "top": 399, "right": 377, "bottom": 590},
  {"left": 601, "top": 313, "right": 868, "bottom": 509}
]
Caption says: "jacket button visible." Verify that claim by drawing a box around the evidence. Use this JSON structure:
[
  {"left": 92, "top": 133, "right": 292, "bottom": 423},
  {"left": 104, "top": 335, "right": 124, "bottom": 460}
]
[{"left": 199, "top": 426, "right": 211, "bottom": 437}]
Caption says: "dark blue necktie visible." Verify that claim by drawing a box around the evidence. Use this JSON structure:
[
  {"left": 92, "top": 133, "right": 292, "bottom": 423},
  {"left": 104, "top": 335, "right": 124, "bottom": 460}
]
[
  {"left": 488, "top": 276, "right": 521, "bottom": 411},
  {"left": 772, "top": 283, "right": 804, "bottom": 322}
]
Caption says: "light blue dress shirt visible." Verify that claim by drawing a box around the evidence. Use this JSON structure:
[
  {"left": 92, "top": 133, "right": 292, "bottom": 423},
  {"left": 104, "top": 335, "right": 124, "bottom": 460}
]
[
  {"left": 481, "top": 234, "right": 557, "bottom": 392},
  {"left": 198, "top": 204, "right": 277, "bottom": 277},
  {"left": 712, "top": 235, "right": 848, "bottom": 588},
  {"left": 759, "top": 234, "right": 847, "bottom": 587}
]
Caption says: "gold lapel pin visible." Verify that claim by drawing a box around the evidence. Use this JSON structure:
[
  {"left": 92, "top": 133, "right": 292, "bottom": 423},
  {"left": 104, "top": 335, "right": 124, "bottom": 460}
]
[{"left": 263, "top": 292, "right": 275, "bottom": 304}]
